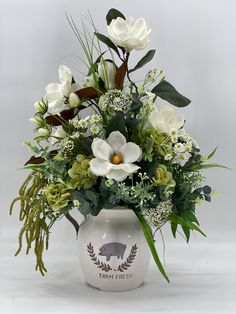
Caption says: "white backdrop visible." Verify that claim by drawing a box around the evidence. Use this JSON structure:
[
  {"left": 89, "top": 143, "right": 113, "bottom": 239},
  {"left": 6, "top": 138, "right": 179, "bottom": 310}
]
[{"left": 0, "top": 0, "right": 235, "bottom": 313}]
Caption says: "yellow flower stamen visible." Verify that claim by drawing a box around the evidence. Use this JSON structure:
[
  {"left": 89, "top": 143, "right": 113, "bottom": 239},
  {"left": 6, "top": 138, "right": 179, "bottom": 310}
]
[{"left": 111, "top": 154, "right": 122, "bottom": 165}]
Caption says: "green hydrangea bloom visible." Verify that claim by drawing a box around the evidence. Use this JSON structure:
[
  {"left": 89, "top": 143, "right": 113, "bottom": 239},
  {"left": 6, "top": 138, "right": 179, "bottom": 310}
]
[
  {"left": 68, "top": 154, "right": 96, "bottom": 189},
  {"left": 136, "top": 128, "right": 172, "bottom": 161},
  {"left": 44, "top": 180, "right": 72, "bottom": 211},
  {"left": 153, "top": 164, "right": 176, "bottom": 188}
]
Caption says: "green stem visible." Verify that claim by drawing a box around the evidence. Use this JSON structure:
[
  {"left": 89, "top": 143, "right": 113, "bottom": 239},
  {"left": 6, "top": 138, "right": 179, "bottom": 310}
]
[{"left": 134, "top": 210, "right": 170, "bottom": 283}]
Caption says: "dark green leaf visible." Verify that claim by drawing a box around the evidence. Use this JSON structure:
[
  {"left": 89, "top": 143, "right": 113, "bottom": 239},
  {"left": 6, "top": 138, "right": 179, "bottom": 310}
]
[
  {"left": 185, "top": 211, "right": 200, "bottom": 226},
  {"left": 182, "top": 225, "right": 190, "bottom": 242},
  {"left": 107, "top": 112, "right": 128, "bottom": 139},
  {"left": 94, "top": 32, "right": 120, "bottom": 57},
  {"left": 129, "top": 98, "right": 143, "bottom": 113},
  {"left": 129, "top": 50, "right": 156, "bottom": 73},
  {"left": 168, "top": 214, "right": 206, "bottom": 237},
  {"left": 171, "top": 221, "right": 177, "bottom": 238},
  {"left": 134, "top": 211, "right": 170, "bottom": 282},
  {"left": 204, "top": 194, "right": 211, "bottom": 202},
  {"left": 106, "top": 8, "right": 125, "bottom": 25},
  {"left": 152, "top": 80, "right": 191, "bottom": 107},
  {"left": 203, "top": 185, "right": 211, "bottom": 195}
]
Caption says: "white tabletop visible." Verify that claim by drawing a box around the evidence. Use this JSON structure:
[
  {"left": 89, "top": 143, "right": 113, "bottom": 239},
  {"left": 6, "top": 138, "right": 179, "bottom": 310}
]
[{"left": 0, "top": 240, "right": 235, "bottom": 314}]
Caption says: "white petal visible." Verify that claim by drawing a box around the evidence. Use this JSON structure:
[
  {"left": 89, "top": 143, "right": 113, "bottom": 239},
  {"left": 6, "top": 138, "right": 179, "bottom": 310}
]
[
  {"left": 119, "top": 142, "right": 142, "bottom": 163},
  {"left": 160, "top": 106, "right": 174, "bottom": 120},
  {"left": 90, "top": 158, "right": 112, "bottom": 176},
  {"left": 169, "top": 115, "right": 184, "bottom": 130},
  {"left": 48, "top": 100, "right": 68, "bottom": 114},
  {"left": 148, "top": 111, "right": 167, "bottom": 133},
  {"left": 59, "top": 65, "right": 72, "bottom": 84},
  {"left": 107, "top": 131, "right": 126, "bottom": 152},
  {"left": 106, "top": 169, "right": 128, "bottom": 182},
  {"left": 91, "top": 138, "right": 112, "bottom": 161},
  {"left": 111, "top": 163, "right": 140, "bottom": 173}
]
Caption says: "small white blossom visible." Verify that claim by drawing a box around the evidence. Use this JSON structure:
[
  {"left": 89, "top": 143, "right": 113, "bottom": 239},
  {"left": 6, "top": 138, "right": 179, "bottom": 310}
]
[
  {"left": 90, "top": 114, "right": 101, "bottom": 123},
  {"left": 174, "top": 152, "right": 191, "bottom": 166},
  {"left": 90, "top": 125, "right": 99, "bottom": 135},
  {"left": 169, "top": 128, "right": 178, "bottom": 138},
  {"left": 142, "top": 201, "right": 173, "bottom": 228},
  {"left": 164, "top": 154, "right": 173, "bottom": 161},
  {"left": 174, "top": 143, "right": 185, "bottom": 153}
]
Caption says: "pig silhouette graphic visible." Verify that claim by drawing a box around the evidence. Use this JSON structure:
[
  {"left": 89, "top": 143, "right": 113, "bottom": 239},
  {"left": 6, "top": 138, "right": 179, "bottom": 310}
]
[{"left": 99, "top": 242, "right": 127, "bottom": 261}]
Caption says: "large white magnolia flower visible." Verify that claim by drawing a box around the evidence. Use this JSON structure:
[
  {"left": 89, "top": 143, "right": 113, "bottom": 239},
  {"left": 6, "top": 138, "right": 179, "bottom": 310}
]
[
  {"left": 45, "top": 65, "right": 79, "bottom": 114},
  {"left": 107, "top": 17, "right": 151, "bottom": 52},
  {"left": 148, "top": 105, "right": 184, "bottom": 134},
  {"left": 90, "top": 131, "right": 142, "bottom": 181}
]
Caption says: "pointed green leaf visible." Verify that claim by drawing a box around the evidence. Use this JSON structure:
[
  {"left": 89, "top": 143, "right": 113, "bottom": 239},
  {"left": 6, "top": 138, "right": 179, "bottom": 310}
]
[
  {"left": 94, "top": 32, "right": 120, "bottom": 57},
  {"left": 168, "top": 214, "right": 206, "bottom": 237},
  {"left": 207, "top": 146, "right": 219, "bottom": 160},
  {"left": 182, "top": 225, "right": 191, "bottom": 242},
  {"left": 106, "top": 8, "right": 125, "bottom": 25},
  {"left": 129, "top": 50, "right": 156, "bottom": 73},
  {"left": 152, "top": 80, "right": 191, "bottom": 107},
  {"left": 191, "top": 163, "right": 231, "bottom": 171},
  {"left": 134, "top": 211, "right": 170, "bottom": 282},
  {"left": 171, "top": 221, "right": 178, "bottom": 238}
]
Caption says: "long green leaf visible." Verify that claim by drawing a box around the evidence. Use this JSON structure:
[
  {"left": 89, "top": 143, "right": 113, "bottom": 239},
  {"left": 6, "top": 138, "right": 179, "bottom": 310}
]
[
  {"left": 94, "top": 32, "right": 120, "bottom": 57},
  {"left": 168, "top": 214, "right": 206, "bottom": 237},
  {"left": 152, "top": 80, "right": 191, "bottom": 107},
  {"left": 129, "top": 50, "right": 156, "bottom": 73},
  {"left": 134, "top": 211, "right": 170, "bottom": 283},
  {"left": 191, "top": 163, "right": 231, "bottom": 171},
  {"left": 207, "top": 146, "right": 219, "bottom": 160}
]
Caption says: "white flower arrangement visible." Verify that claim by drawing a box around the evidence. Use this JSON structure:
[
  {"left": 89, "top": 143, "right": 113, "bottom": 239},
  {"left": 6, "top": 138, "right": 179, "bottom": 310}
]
[{"left": 10, "top": 8, "right": 226, "bottom": 281}]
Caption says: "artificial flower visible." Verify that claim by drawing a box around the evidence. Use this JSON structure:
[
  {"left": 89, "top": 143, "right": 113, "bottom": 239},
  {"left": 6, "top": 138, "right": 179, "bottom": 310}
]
[
  {"left": 107, "top": 17, "right": 151, "bottom": 52},
  {"left": 44, "top": 180, "right": 72, "bottom": 211},
  {"left": 148, "top": 105, "right": 184, "bottom": 134},
  {"left": 68, "top": 155, "right": 96, "bottom": 189},
  {"left": 45, "top": 65, "right": 79, "bottom": 114},
  {"left": 98, "top": 60, "right": 116, "bottom": 90},
  {"left": 90, "top": 131, "right": 142, "bottom": 181},
  {"left": 37, "top": 128, "right": 50, "bottom": 137},
  {"left": 51, "top": 126, "right": 67, "bottom": 145}
]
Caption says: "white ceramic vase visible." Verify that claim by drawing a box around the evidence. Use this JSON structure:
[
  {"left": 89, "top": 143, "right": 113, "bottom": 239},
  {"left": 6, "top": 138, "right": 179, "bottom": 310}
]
[{"left": 78, "top": 206, "right": 151, "bottom": 292}]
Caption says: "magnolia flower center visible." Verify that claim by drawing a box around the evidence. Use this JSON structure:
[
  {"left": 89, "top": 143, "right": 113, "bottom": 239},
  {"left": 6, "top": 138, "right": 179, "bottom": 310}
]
[{"left": 111, "top": 154, "right": 122, "bottom": 165}]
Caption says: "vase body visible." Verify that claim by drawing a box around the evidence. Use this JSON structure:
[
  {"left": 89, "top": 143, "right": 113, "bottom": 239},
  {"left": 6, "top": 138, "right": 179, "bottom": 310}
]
[{"left": 78, "top": 206, "right": 151, "bottom": 292}]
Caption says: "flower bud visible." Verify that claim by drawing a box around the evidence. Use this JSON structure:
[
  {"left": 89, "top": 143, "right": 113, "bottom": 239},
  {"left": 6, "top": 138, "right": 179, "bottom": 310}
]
[
  {"left": 98, "top": 60, "right": 116, "bottom": 90},
  {"left": 29, "top": 117, "right": 44, "bottom": 125},
  {"left": 38, "top": 128, "right": 50, "bottom": 137},
  {"left": 69, "top": 92, "right": 80, "bottom": 108}
]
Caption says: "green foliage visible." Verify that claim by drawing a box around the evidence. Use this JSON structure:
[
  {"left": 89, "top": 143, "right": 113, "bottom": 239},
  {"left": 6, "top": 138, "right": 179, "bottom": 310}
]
[
  {"left": 106, "top": 8, "right": 126, "bottom": 25},
  {"left": 128, "top": 50, "right": 156, "bottom": 73},
  {"left": 107, "top": 112, "right": 128, "bottom": 139},
  {"left": 152, "top": 80, "right": 191, "bottom": 107},
  {"left": 134, "top": 211, "right": 170, "bottom": 282},
  {"left": 10, "top": 172, "right": 50, "bottom": 275},
  {"left": 94, "top": 32, "right": 121, "bottom": 57}
]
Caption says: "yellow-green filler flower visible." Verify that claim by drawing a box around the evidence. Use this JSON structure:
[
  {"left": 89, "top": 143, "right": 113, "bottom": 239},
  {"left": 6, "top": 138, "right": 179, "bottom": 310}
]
[
  {"left": 44, "top": 180, "right": 72, "bottom": 211},
  {"left": 68, "top": 154, "right": 96, "bottom": 189},
  {"left": 153, "top": 164, "right": 176, "bottom": 188}
]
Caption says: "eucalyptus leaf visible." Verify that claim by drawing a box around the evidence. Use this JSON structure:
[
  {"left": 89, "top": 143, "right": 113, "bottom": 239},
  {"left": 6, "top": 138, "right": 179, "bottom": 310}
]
[
  {"left": 94, "top": 32, "right": 120, "bottom": 57},
  {"left": 152, "top": 80, "right": 191, "bottom": 107},
  {"left": 107, "top": 112, "right": 128, "bottom": 139},
  {"left": 106, "top": 8, "right": 125, "bottom": 25},
  {"left": 129, "top": 50, "right": 156, "bottom": 73}
]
